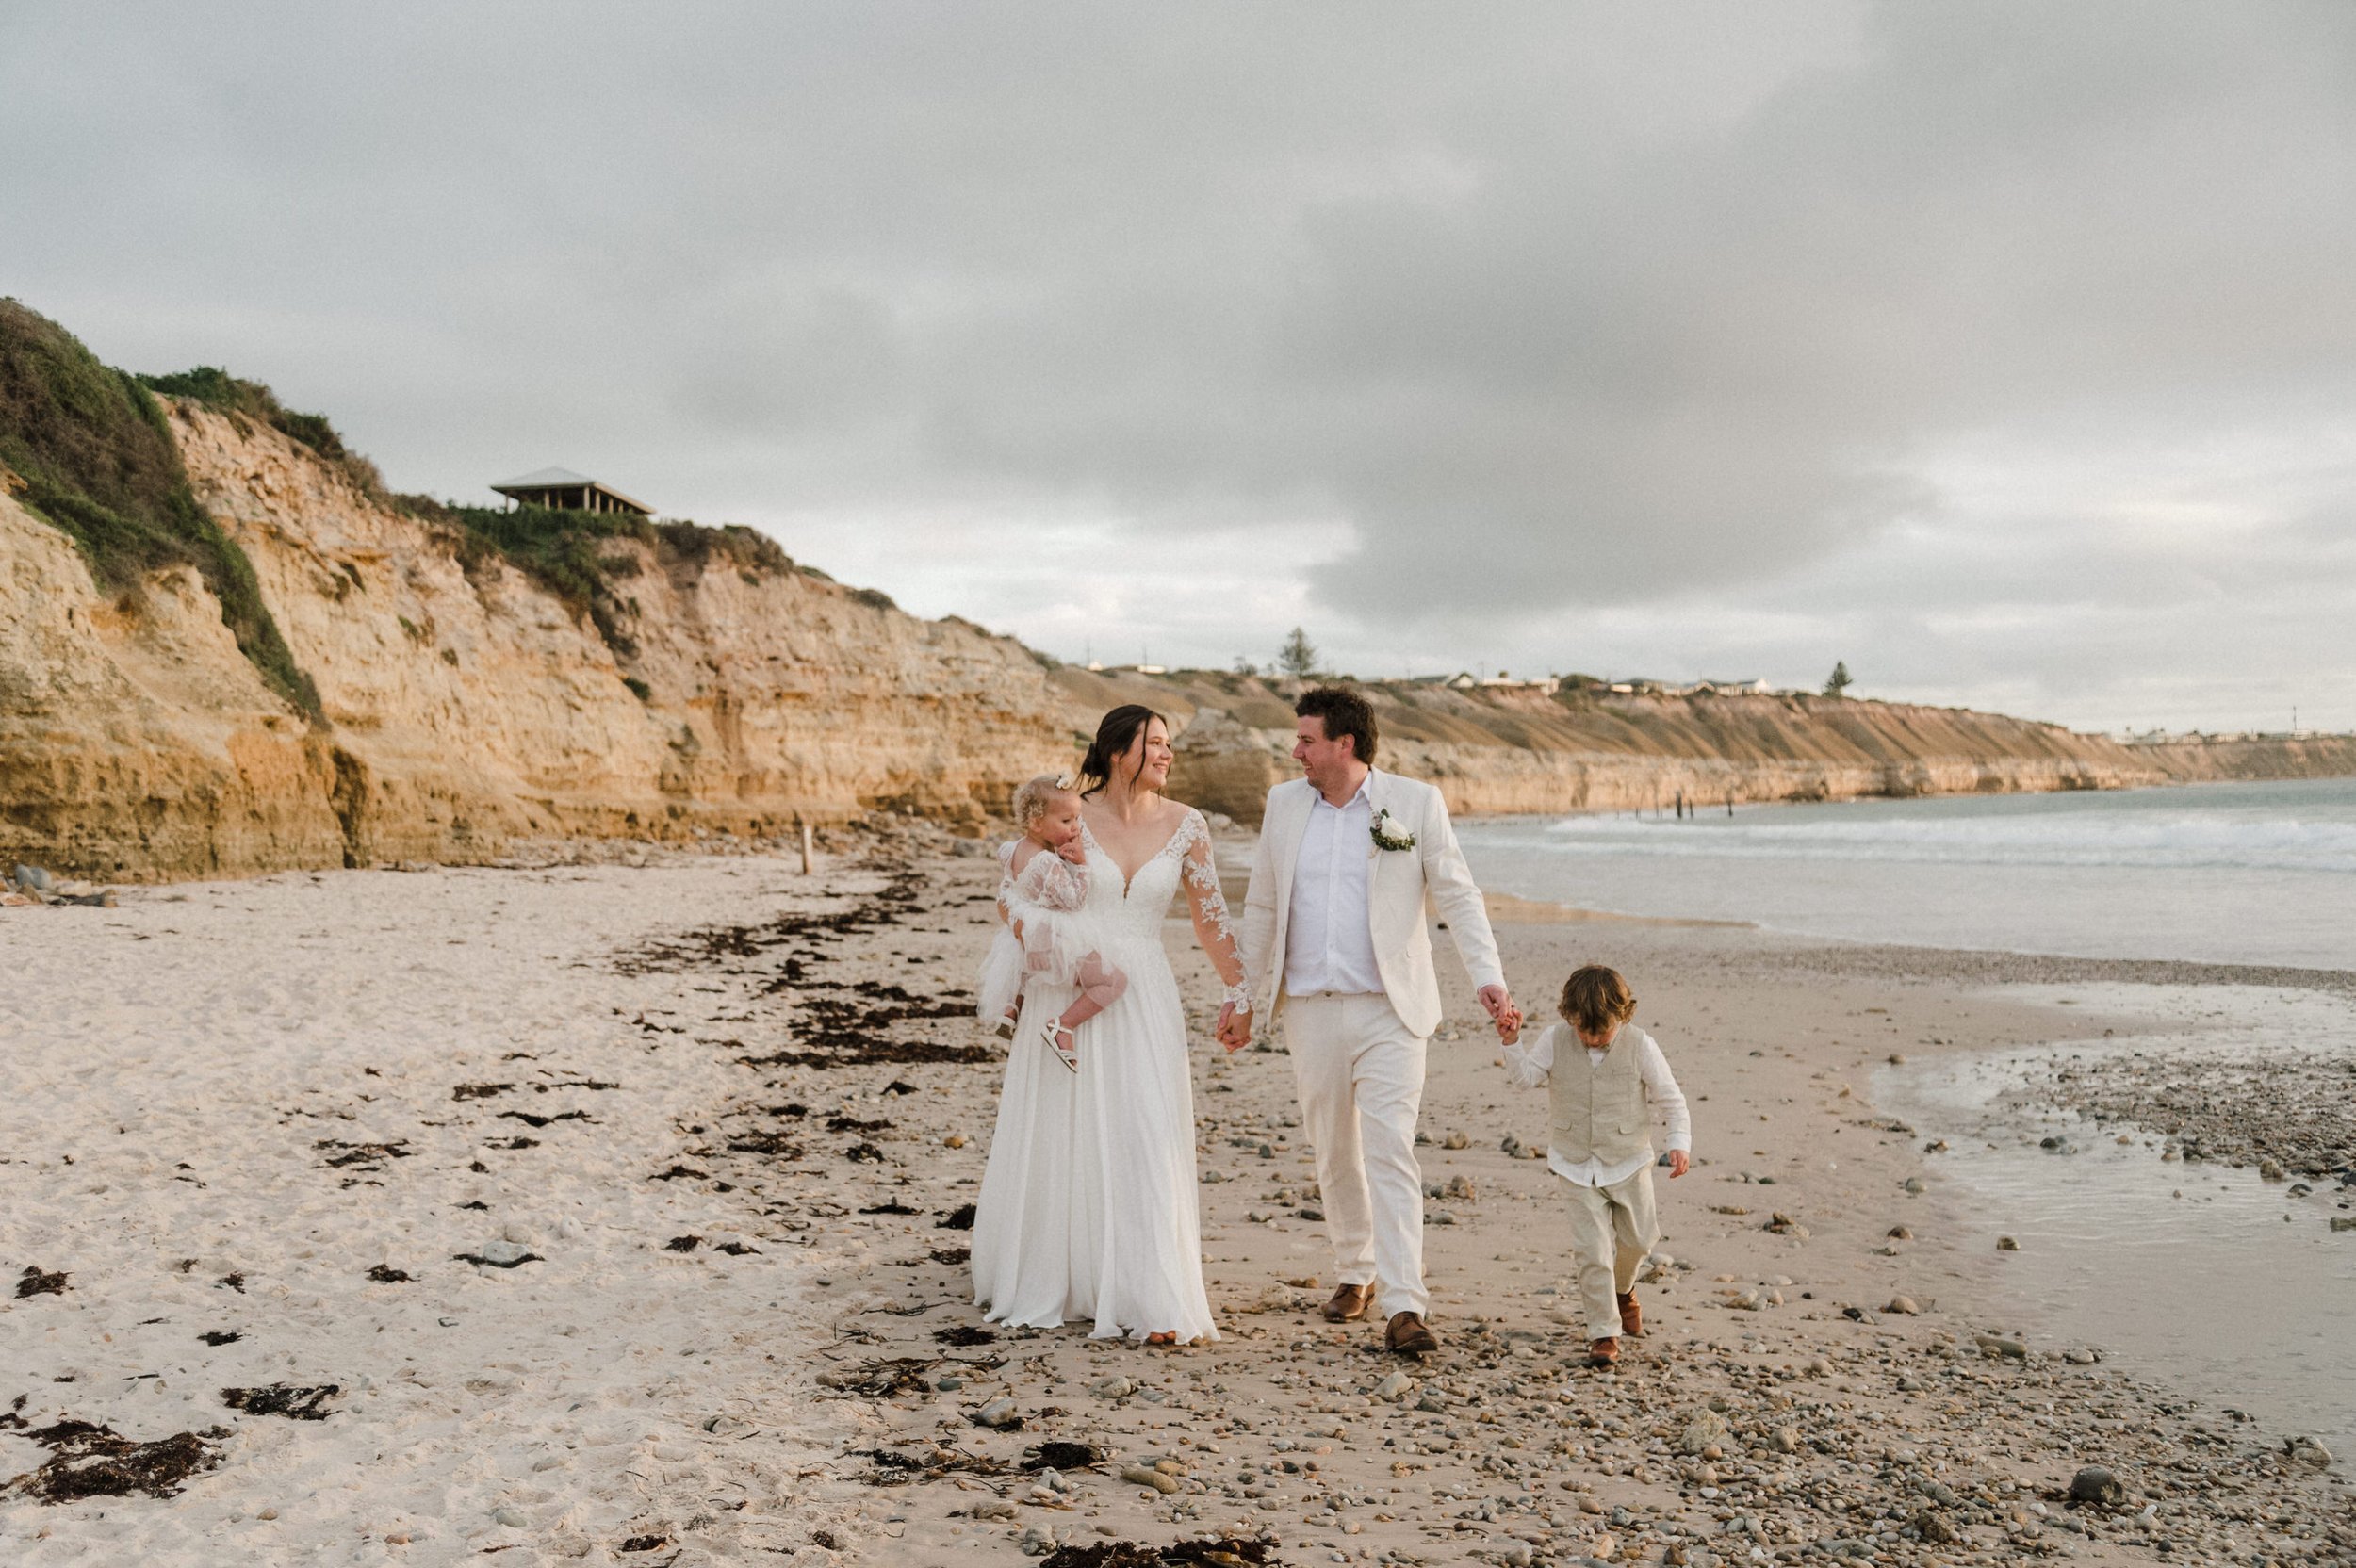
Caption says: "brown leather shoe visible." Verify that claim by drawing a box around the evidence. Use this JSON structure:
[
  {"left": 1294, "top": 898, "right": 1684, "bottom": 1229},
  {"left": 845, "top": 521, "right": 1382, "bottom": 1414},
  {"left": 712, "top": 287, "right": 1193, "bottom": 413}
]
[
  {"left": 1617, "top": 1290, "right": 1643, "bottom": 1337},
  {"left": 1588, "top": 1336, "right": 1620, "bottom": 1367},
  {"left": 1322, "top": 1282, "right": 1374, "bottom": 1323},
  {"left": 1386, "top": 1312, "right": 1439, "bottom": 1355}
]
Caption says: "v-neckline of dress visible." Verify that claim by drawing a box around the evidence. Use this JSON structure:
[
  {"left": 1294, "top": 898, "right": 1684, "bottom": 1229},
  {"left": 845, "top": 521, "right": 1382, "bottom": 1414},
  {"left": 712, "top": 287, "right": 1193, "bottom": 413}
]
[{"left": 1080, "top": 812, "right": 1191, "bottom": 898}]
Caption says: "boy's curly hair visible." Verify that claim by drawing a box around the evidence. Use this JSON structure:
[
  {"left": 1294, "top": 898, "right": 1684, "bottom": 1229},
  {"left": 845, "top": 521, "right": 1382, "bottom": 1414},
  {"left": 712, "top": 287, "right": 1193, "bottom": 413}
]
[
  {"left": 1559, "top": 965, "right": 1638, "bottom": 1036},
  {"left": 1011, "top": 774, "right": 1072, "bottom": 830}
]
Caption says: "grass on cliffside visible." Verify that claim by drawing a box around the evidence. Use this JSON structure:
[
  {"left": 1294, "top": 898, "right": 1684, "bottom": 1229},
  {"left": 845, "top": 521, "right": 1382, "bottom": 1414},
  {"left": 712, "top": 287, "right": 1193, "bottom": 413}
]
[
  {"left": 391, "top": 493, "right": 802, "bottom": 656},
  {"left": 136, "top": 365, "right": 385, "bottom": 498},
  {"left": 0, "top": 299, "right": 322, "bottom": 720}
]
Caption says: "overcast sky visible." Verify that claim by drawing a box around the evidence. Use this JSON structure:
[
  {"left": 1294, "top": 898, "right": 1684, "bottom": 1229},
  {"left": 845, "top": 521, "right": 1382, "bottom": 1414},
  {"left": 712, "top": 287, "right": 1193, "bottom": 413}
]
[{"left": 7, "top": 2, "right": 2353, "bottom": 732}]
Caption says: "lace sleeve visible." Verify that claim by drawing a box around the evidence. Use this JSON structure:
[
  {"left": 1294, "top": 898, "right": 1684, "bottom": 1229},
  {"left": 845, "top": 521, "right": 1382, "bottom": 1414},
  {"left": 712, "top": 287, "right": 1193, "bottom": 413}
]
[
  {"left": 993, "top": 841, "right": 1018, "bottom": 929},
  {"left": 1178, "top": 813, "right": 1251, "bottom": 1009},
  {"left": 1020, "top": 850, "right": 1089, "bottom": 913}
]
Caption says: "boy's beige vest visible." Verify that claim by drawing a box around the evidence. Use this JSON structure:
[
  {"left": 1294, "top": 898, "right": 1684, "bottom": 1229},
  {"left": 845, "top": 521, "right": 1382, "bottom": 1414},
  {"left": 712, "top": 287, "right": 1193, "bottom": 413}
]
[{"left": 1546, "top": 1026, "right": 1648, "bottom": 1167}]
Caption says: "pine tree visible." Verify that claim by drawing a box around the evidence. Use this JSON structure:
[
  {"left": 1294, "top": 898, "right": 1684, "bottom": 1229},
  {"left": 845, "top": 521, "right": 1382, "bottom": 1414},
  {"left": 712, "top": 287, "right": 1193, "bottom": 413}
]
[
  {"left": 1823, "top": 660, "right": 1854, "bottom": 698},
  {"left": 1278, "top": 627, "right": 1319, "bottom": 680}
]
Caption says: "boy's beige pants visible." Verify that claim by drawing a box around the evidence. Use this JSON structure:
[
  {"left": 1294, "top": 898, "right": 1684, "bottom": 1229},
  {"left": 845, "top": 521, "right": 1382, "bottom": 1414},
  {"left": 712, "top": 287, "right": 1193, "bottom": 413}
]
[{"left": 1562, "top": 1165, "right": 1660, "bottom": 1340}]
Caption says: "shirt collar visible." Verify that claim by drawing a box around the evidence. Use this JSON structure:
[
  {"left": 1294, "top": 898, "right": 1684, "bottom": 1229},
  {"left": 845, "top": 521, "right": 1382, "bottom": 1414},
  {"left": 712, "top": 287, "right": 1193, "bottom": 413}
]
[{"left": 1313, "top": 772, "right": 1374, "bottom": 811}]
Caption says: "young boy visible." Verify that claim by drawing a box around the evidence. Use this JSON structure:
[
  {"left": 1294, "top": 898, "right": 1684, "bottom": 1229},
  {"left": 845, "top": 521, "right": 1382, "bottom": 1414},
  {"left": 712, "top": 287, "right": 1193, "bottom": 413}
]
[{"left": 1501, "top": 965, "right": 1691, "bottom": 1367}]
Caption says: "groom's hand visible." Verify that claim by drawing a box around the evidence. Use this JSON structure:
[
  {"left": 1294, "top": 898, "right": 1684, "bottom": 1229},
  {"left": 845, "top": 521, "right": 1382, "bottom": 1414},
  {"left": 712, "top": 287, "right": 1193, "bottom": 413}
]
[
  {"left": 1216, "top": 1002, "right": 1253, "bottom": 1053},
  {"left": 1477, "top": 985, "right": 1520, "bottom": 1041}
]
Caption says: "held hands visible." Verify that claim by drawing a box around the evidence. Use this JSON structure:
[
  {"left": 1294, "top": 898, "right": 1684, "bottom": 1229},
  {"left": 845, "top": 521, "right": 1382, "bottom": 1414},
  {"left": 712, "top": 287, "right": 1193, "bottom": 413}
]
[
  {"left": 1477, "top": 984, "right": 1523, "bottom": 1045},
  {"left": 1215, "top": 1002, "right": 1253, "bottom": 1053}
]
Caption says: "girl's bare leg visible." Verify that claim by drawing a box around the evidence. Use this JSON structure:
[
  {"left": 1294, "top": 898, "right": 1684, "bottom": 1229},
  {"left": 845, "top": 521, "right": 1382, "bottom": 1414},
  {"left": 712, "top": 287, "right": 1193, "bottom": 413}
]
[{"left": 1052, "top": 954, "right": 1128, "bottom": 1042}]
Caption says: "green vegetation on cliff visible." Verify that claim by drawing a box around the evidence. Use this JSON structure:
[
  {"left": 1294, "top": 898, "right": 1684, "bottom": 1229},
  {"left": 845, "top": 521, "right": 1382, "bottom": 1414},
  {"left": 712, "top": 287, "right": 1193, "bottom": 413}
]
[
  {"left": 136, "top": 365, "right": 384, "bottom": 498},
  {"left": 389, "top": 494, "right": 797, "bottom": 657},
  {"left": 0, "top": 299, "right": 321, "bottom": 719}
]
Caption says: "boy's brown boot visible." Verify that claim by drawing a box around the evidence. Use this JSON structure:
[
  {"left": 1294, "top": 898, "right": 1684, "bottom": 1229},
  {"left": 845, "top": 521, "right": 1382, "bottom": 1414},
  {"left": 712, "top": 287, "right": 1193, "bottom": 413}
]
[
  {"left": 1617, "top": 1291, "right": 1643, "bottom": 1337},
  {"left": 1588, "top": 1336, "right": 1620, "bottom": 1367}
]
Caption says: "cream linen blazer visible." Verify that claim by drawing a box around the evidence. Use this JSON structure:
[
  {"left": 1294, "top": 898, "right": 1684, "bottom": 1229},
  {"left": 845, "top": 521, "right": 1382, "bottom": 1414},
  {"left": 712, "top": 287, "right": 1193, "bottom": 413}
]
[{"left": 1237, "top": 768, "right": 1504, "bottom": 1039}]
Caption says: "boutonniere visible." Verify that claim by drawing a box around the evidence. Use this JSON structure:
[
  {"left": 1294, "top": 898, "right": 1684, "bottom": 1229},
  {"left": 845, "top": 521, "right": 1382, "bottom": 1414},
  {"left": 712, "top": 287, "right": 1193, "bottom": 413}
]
[{"left": 1369, "top": 808, "right": 1416, "bottom": 852}]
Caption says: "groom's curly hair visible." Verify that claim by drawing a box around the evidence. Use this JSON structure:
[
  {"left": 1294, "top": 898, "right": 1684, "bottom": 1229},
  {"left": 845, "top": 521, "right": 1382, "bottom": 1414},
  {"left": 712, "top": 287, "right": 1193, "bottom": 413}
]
[{"left": 1295, "top": 686, "right": 1378, "bottom": 763}]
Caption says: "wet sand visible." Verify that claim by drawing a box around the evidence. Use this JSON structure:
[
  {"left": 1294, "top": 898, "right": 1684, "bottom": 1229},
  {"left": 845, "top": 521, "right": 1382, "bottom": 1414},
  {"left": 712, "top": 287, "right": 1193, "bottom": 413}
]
[{"left": 3, "top": 834, "right": 2351, "bottom": 1566}]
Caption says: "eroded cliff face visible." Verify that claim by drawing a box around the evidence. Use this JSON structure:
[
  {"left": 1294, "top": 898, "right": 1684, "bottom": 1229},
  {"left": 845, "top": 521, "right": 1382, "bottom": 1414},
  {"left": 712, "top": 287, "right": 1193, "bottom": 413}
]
[
  {"left": 0, "top": 489, "right": 344, "bottom": 876},
  {"left": 1, "top": 404, "right": 1074, "bottom": 879},
  {"left": 1054, "top": 668, "right": 2348, "bottom": 826}
]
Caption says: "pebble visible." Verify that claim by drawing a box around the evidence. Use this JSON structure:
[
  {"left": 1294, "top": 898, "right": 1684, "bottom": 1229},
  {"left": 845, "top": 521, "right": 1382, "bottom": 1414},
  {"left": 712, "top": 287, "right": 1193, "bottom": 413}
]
[
  {"left": 2069, "top": 1465, "right": 2126, "bottom": 1506},
  {"left": 1996, "top": 1234, "right": 2019, "bottom": 1250},
  {"left": 1884, "top": 1295, "right": 1921, "bottom": 1315},
  {"left": 1370, "top": 1371, "right": 1415, "bottom": 1402},
  {"left": 1120, "top": 1463, "right": 1181, "bottom": 1494},
  {"left": 1677, "top": 1411, "right": 1730, "bottom": 1455},
  {"left": 1089, "top": 1376, "right": 1136, "bottom": 1400}
]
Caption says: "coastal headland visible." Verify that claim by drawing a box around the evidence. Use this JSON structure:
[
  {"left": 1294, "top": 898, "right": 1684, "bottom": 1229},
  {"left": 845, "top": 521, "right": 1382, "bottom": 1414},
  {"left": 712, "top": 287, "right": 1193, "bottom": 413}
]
[{"left": 6, "top": 299, "right": 2353, "bottom": 886}]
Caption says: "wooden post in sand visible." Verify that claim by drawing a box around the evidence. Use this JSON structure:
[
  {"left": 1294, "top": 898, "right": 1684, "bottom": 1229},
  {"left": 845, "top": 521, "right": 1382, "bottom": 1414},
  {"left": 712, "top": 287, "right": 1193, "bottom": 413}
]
[{"left": 799, "top": 816, "right": 814, "bottom": 875}]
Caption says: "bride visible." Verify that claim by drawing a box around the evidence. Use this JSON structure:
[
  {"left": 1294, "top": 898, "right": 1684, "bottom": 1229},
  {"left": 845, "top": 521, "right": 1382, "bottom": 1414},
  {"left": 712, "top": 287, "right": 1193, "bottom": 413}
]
[{"left": 971, "top": 705, "right": 1252, "bottom": 1344}]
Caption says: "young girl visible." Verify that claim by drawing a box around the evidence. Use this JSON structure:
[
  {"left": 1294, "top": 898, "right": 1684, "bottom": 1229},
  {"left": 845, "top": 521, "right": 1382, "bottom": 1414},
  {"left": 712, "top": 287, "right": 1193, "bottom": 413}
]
[{"left": 973, "top": 776, "right": 1127, "bottom": 1072}]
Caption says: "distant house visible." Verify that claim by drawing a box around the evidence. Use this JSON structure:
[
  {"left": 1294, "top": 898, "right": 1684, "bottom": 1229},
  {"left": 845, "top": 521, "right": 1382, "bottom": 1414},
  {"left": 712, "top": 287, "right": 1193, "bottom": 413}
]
[
  {"left": 490, "top": 466, "right": 653, "bottom": 517},
  {"left": 1695, "top": 678, "right": 1769, "bottom": 695}
]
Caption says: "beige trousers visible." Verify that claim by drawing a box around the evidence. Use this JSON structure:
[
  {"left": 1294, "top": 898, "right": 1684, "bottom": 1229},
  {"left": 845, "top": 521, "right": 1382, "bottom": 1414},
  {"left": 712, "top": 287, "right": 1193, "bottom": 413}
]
[
  {"left": 1283, "top": 992, "right": 1429, "bottom": 1319},
  {"left": 1562, "top": 1165, "right": 1660, "bottom": 1340}
]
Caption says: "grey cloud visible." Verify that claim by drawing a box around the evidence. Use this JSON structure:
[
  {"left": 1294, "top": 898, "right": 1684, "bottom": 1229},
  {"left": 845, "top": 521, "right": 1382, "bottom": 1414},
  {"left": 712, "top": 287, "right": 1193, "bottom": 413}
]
[{"left": 4, "top": 1, "right": 2352, "bottom": 727}]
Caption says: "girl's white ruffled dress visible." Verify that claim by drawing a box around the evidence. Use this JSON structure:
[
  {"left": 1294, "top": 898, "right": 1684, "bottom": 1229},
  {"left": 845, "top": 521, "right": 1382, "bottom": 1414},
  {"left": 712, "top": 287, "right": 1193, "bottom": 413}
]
[{"left": 974, "top": 845, "right": 1105, "bottom": 1027}]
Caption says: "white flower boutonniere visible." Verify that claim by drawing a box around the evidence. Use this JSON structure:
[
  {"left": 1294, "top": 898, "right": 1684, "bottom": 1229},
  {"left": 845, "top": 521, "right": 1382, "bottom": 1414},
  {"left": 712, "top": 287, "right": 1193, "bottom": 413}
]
[{"left": 1369, "top": 808, "right": 1416, "bottom": 852}]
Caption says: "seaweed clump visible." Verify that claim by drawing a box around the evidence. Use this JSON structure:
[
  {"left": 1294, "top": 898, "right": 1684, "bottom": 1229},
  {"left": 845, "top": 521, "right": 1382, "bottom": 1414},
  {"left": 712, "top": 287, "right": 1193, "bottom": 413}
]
[{"left": 6, "top": 1417, "right": 226, "bottom": 1503}]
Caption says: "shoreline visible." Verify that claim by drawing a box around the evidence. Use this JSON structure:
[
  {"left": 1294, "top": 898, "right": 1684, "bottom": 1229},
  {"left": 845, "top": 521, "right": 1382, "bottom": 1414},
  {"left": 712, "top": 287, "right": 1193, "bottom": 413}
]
[{"left": 3, "top": 844, "right": 2350, "bottom": 1565}]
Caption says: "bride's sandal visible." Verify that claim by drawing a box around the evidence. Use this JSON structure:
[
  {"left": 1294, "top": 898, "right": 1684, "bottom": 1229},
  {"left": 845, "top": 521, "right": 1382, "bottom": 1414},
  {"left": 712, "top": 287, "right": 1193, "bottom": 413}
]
[{"left": 1035, "top": 1017, "right": 1081, "bottom": 1074}]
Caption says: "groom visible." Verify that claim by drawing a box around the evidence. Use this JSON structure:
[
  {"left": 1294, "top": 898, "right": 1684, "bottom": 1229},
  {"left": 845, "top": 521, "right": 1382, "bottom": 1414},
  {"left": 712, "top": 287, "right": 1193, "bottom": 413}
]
[{"left": 1221, "top": 686, "right": 1520, "bottom": 1355}]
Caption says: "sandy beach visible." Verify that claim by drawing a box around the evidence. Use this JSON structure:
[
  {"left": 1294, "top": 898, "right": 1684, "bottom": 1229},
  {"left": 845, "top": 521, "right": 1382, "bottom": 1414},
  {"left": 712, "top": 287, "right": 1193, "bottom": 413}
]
[{"left": 4, "top": 830, "right": 2351, "bottom": 1567}]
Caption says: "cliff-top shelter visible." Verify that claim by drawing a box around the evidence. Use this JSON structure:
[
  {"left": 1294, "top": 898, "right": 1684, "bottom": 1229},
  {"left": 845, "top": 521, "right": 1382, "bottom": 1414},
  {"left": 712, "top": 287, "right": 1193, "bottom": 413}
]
[{"left": 490, "top": 467, "right": 652, "bottom": 517}]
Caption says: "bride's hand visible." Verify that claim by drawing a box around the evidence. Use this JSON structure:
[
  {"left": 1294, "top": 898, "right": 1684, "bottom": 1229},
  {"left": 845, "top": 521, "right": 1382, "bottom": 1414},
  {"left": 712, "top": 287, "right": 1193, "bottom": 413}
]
[{"left": 1216, "top": 1003, "right": 1252, "bottom": 1052}]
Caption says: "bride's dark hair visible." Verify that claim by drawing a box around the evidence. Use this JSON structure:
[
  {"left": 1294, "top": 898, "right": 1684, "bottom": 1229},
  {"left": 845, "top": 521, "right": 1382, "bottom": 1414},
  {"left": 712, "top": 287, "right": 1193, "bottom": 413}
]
[{"left": 1075, "top": 704, "right": 1170, "bottom": 797}]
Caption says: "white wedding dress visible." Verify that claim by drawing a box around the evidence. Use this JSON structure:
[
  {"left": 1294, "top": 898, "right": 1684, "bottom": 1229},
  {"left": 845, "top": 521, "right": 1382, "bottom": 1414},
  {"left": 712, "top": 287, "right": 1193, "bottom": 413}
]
[{"left": 971, "top": 808, "right": 1245, "bottom": 1342}]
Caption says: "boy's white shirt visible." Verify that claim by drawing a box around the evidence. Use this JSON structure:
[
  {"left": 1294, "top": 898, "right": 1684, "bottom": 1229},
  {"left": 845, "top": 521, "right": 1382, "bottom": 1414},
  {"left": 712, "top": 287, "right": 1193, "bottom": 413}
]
[{"left": 1502, "top": 1021, "right": 1692, "bottom": 1187}]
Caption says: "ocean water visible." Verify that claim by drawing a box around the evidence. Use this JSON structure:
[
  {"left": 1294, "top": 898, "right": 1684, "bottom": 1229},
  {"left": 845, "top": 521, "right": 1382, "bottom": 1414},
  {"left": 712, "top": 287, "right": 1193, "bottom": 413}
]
[
  {"left": 1462, "top": 778, "right": 2356, "bottom": 1454},
  {"left": 1457, "top": 776, "right": 2356, "bottom": 971},
  {"left": 1874, "top": 987, "right": 2356, "bottom": 1458}
]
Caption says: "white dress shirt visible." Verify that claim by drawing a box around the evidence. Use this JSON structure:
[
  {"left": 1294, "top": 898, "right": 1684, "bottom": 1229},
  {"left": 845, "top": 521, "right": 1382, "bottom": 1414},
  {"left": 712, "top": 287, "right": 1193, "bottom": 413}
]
[
  {"left": 1502, "top": 1022, "right": 1692, "bottom": 1187},
  {"left": 1283, "top": 775, "right": 1383, "bottom": 996}
]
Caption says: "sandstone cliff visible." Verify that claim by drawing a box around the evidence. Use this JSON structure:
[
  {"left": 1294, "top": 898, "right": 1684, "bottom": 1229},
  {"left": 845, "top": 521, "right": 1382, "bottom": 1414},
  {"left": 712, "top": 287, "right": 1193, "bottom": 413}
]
[
  {"left": 1052, "top": 667, "right": 2355, "bottom": 826},
  {"left": 7, "top": 298, "right": 2348, "bottom": 884},
  {"left": 3, "top": 398, "right": 1075, "bottom": 880}
]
